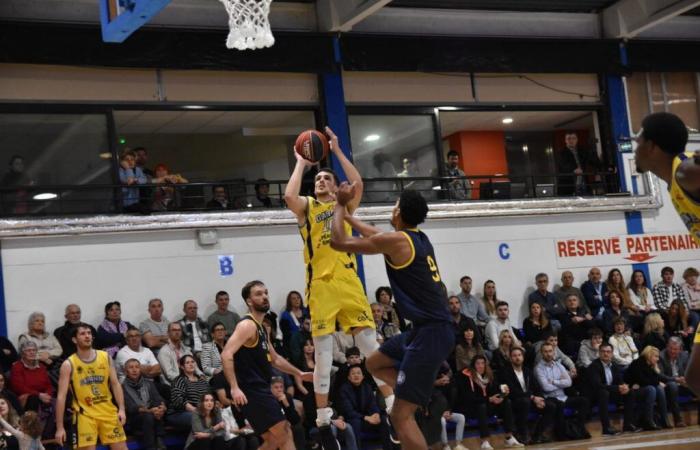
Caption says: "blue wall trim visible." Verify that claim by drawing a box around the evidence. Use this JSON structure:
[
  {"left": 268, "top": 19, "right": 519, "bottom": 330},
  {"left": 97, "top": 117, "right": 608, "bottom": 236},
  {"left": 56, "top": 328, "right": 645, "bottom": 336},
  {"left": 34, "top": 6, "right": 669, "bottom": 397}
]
[{"left": 0, "top": 246, "right": 6, "bottom": 337}]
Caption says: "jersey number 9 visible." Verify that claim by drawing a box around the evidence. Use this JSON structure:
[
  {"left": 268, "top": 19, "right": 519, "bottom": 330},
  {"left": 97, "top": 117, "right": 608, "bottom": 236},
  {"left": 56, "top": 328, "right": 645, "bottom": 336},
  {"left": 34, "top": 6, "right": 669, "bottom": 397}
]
[{"left": 427, "top": 255, "right": 441, "bottom": 282}]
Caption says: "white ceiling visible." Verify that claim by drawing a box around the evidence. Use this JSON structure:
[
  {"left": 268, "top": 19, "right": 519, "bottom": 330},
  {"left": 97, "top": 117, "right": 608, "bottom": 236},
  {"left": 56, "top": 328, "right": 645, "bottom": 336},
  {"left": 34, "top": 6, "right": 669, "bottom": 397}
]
[{"left": 439, "top": 110, "right": 594, "bottom": 136}]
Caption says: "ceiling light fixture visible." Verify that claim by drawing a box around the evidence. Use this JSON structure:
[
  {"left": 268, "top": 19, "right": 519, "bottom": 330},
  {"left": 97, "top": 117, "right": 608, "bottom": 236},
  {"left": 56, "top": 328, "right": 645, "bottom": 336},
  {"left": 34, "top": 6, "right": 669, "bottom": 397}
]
[
  {"left": 33, "top": 192, "right": 58, "bottom": 200},
  {"left": 364, "top": 134, "right": 380, "bottom": 142},
  {"left": 99, "top": 152, "right": 112, "bottom": 160},
  {"left": 502, "top": 117, "right": 514, "bottom": 124}
]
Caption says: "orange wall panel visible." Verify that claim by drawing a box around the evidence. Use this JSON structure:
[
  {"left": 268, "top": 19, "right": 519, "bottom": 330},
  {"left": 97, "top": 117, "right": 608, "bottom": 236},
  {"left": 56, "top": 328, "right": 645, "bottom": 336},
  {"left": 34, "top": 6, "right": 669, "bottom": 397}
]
[{"left": 447, "top": 130, "right": 508, "bottom": 199}]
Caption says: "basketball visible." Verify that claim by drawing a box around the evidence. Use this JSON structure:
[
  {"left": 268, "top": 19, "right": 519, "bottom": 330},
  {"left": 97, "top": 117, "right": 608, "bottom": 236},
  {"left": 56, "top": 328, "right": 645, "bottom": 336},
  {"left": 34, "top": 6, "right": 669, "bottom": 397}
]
[{"left": 294, "top": 129, "right": 329, "bottom": 163}]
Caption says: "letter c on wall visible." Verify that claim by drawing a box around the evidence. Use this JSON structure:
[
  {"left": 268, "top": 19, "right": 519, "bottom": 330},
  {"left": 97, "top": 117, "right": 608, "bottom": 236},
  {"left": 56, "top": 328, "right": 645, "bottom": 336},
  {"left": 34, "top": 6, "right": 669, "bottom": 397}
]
[{"left": 498, "top": 243, "right": 510, "bottom": 260}]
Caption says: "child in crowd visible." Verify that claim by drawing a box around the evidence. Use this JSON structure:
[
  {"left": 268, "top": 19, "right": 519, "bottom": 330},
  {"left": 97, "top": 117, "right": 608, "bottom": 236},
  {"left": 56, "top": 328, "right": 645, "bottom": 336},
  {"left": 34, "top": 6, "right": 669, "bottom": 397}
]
[{"left": 0, "top": 410, "right": 44, "bottom": 450}]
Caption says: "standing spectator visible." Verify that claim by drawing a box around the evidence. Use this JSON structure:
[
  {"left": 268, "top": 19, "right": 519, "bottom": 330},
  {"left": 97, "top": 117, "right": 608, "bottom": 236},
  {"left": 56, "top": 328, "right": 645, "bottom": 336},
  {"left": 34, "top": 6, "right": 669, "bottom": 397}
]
[
  {"left": 151, "top": 163, "right": 188, "bottom": 211},
  {"left": 665, "top": 299, "right": 695, "bottom": 350},
  {"left": 481, "top": 280, "right": 499, "bottom": 319},
  {"left": 534, "top": 343, "right": 590, "bottom": 439},
  {"left": 581, "top": 267, "right": 608, "bottom": 320},
  {"left": 490, "top": 330, "right": 515, "bottom": 374},
  {"left": 555, "top": 131, "right": 589, "bottom": 196},
  {"left": 587, "top": 343, "right": 641, "bottom": 434},
  {"left": 375, "top": 287, "right": 404, "bottom": 331},
  {"left": 53, "top": 304, "right": 96, "bottom": 359},
  {"left": 371, "top": 303, "right": 400, "bottom": 344},
  {"left": 206, "top": 185, "right": 230, "bottom": 210},
  {"left": 158, "top": 322, "right": 197, "bottom": 385},
  {"left": 624, "top": 346, "right": 673, "bottom": 429},
  {"left": 250, "top": 178, "right": 279, "bottom": 208},
  {"left": 522, "top": 302, "right": 553, "bottom": 348},
  {"left": 134, "top": 147, "right": 154, "bottom": 178},
  {"left": 200, "top": 323, "right": 226, "bottom": 377},
  {"left": 115, "top": 328, "right": 161, "bottom": 381},
  {"left": 441, "top": 150, "right": 470, "bottom": 200},
  {"left": 652, "top": 266, "right": 689, "bottom": 311},
  {"left": 168, "top": 355, "right": 211, "bottom": 431},
  {"left": 9, "top": 342, "right": 53, "bottom": 412},
  {"left": 122, "top": 359, "right": 166, "bottom": 450},
  {"left": 659, "top": 337, "right": 689, "bottom": 427},
  {"left": 609, "top": 318, "right": 638, "bottom": 368},
  {"left": 454, "top": 324, "right": 485, "bottom": 372},
  {"left": 555, "top": 272, "right": 588, "bottom": 314},
  {"left": 206, "top": 291, "right": 241, "bottom": 338},
  {"left": 499, "top": 347, "right": 555, "bottom": 445},
  {"left": 458, "top": 355, "right": 523, "bottom": 449},
  {"left": 560, "top": 295, "right": 594, "bottom": 356},
  {"left": 628, "top": 270, "right": 655, "bottom": 314},
  {"left": 336, "top": 365, "right": 392, "bottom": 450},
  {"left": 484, "top": 301, "right": 521, "bottom": 351},
  {"left": 456, "top": 276, "right": 490, "bottom": 326},
  {"left": 602, "top": 290, "right": 631, "bottom": 335},
  {"left": 642, "top": 313, "right": 669, "bottom": 351},
  {"left": 681, "top": 267, "right": 700, "bottom": 313},
  {"left": 184, "top": 393, "right": 226, "bottom": 450},
  {"left": 139, "top": 298, "right": 170, "bottom": 354},
  {"left": 0, "top": 338, "right": 18, "bottom": 375},
  {"left": 448, "top": 296, "right": 479, "bottom": 344},
  {"left": 528, "top": 273, "right": 564, "bottom": 325},
  {"left": 0, "top": 374, "right": 22, "bottom": 415},
  {"left": 365, "top": 153, "right": 397, "bottom": 204},
  {"left": 97, "top": 301, "right": 133, "bottom": 358},
  {"left": 576, "top": 328, "right": 604, "bottom": 369},
  {"left": 279, "top": 290, "right": 308, "bottom": 352},
  {"left": 17, "top": 312, "right": 62, "bottom": 368},
  {"left": 179, "top": 300, "right": 212, "bottom": 358},
  {"left": 119, "top": 149, "right": 148, "bottom": 213}
]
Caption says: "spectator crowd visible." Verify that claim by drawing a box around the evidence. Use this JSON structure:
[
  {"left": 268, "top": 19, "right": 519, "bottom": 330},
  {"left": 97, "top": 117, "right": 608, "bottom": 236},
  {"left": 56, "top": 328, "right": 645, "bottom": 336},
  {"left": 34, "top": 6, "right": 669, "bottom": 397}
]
[{"left": 0, "top": 265, "right": 699, "bottom": 450}]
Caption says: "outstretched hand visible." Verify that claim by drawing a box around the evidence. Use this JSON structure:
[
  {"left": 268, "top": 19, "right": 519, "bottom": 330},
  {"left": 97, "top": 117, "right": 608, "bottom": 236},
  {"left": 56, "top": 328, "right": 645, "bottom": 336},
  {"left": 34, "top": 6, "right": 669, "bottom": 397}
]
[
  {"left": 325, "top": 126, "right": 339, "bottom": 153},
  {"left": 336, "top": 181, "right": 357, "bottom": 207}
]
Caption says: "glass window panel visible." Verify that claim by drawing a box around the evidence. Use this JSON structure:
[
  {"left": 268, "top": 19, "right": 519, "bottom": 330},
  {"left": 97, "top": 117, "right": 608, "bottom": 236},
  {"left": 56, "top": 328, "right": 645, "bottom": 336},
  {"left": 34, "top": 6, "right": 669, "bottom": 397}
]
[
  {"left": 665, "top": 72, "right": 699, "bottom": 133},
  {"left": 349, "top": 115, "right": 438, "bottom": 203},
  {"left": 626, "top": 73, "right": 652, "bottom": 134}
]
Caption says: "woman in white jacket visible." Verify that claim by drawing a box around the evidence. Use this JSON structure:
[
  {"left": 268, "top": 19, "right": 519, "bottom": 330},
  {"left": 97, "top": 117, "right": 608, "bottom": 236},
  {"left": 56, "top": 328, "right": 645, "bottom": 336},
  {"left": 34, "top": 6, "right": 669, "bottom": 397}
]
[{"left": 609, "top": 318, "right": 638, "bottom": 368}]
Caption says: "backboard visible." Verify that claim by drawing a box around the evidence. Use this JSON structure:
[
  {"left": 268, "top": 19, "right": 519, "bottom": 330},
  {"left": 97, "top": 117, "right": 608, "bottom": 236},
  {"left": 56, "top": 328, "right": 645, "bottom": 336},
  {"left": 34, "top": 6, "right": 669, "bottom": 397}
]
[{"left": 99, "top": 0, "right": 171, "bottom": 43}]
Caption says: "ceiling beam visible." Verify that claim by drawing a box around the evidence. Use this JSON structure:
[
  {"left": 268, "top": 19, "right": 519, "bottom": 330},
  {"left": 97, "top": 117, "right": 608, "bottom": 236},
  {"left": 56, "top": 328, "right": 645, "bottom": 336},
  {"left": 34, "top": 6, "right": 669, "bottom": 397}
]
[
  {"left": 602, "top": 0, "right": 700, "bottom": 38},
  {"left": 317, "top": 0, "right": 393, "bottom": 32}
]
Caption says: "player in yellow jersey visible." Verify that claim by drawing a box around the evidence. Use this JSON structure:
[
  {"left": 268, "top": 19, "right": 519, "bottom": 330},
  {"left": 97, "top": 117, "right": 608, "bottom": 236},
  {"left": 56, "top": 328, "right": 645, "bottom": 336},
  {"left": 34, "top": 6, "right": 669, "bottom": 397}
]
[
  {"left": 55, "top": 324, "right": 127, "bottom": 450},
  {"left": 284, "top": 127, "right": 395, "bottom": 449}
]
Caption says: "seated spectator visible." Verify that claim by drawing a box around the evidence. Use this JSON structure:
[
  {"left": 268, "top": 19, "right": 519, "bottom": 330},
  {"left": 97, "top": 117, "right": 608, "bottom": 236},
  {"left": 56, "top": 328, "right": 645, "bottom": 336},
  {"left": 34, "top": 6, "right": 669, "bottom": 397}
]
[
  {"left": 0, "top": 395, "right": 20, "bottom": 449},
  {"left": 17, "top": 312, "right": 62, "bottom": 368},
  {"left": 372, "top": 303, "right": 400, "bottom": 344},
  {"left": 0, "top": 374, "right": 22, "bottom": 415},
  {"left": 605, "top": 268, "right": 630, "bottom": 305},
  {"left": 289, "top": 317, "right": 312, "bottom": 369},
  {"left": 206, "top": 291, "right": 240, "bottom": 338},
  {"left": 97, "top": 301, "right": 133, "bottom": 358},
  {"left": 659, "top": 337, "right": 689, "bottom": 427},
  {"left": 115, "top": 328, "right": 161, "bottom": 381},
  {"left": 624, "top": 346, "right": 673, "bottom": 429},
  {"left": 458, "top": 355, "right": 522, "bottom": 449},
  {"left": 201, "top": 322, "right": 226, "bottom": 377},
  {"left": 534, "top": 343, "right": 590, "bottom": 440},
  {"left": 457, "top": 276, "right": 490, "bottom": 326},
  {"left": 122, "top": 359, "right": 166, "bottom": 450},
  {"left": 53, "top": 304, "right": 97, "bottom": 360},
  {"left": 628, "top": 269, "right": 655, "bottom": 314},
  {"left": 0, "top": 337, "right": 18, "bottom": 375},
  {"left": 439, "top": 408, "right": 467, "bottom": 450},
  {"left": 151, "top": 163, "right": 188, "bottom": 212},
  {"left": 522, "top": 302, "right": 553, "bottom": 348},
  {"left": 682, "top": 267, "right": 700, "bottom": 313},
  {"left": 490, "top": 330, "right": 514, "bottom": 374},
  {"left": 665, "top": 299, "right": 695, "bottom": 349},
  {"left": 416, "top": 389, "right": 448, "bottom": 450},
  {"left": 576, "top": 328, "right": 604, "bottom": 369},
  {"left": 168, "top": 355, "right": 211, "bottom": 431},
  {"left": 119, "top": 149, "right": 148, "bottom": 213},
  {"left": 484, "top": 301, "right": 521, "bottom": 351},
  {"left": 293, "top": 338, "right": 316, "bottom": 415},
  {"left": 179, "top": 300, "right": 212, "bottom": 358},
  {"left": 332, "top": 328, "right": 355, "bottom": 368},
  {"left": 534, "top": 333, "right": 577, "bottom": 378},
  {"left": 609, "top": 318, "right": 638, "bottom": 368},
  {"left": 336, "top": 365, "right": 392, "bottom": 450},
  {"left": 271, "top": 376, "right": 306, "bottom": 450},
  {"left": 0, "top": 410, "right": 43, "bottom": 450},
  {"left": 250, "top": 178, "right": 279, "bottom": 208},
  {"left": 602, "top": 290, "right": 632, "bottom": 335},
  {"left": 376, "top": 287, "right": 405, "bottom": 331},
  {"left": 652, "top": 266, "right": 689, "bottom": 311},
  {"left": 454, "top": 323, "right": 485, "bottom": 372},
  {"left": 206, "top": 185, "right": 231, "bottom": 210},
  {"left": 555, "top": 271, "right": 588, "bottom": 314},
  {"left": 158, "top": 322, "right": 198, "bottom": 385},
  {"left": 560, "top": 295, "right": 594, "bottom": 356},
  {"left": 262, "top": 317, "right": 285, "bottom": 357},
  {"left": 9, "top": 342, "right": 53, "bottom": 412},
  {"left": 139, "top": 298, "right": 170, "bottom": 354},
  {"left": 481, "top": 280, "right": 499, "bottom": 320},
  {"left": 499, "top": 347, "right": 555, "bottom": 445},
  {"left": 221, "top": 407, "right": 262, "bottom": 450},
  {"left": 642, "top": 313, "right": 669, "bottom": 351},
  {"left": 184, "top": 393, "right": 226, "bottom": 450},
  {"left": 528, "top": 273, "right": 565, "bottom": 324},
  {"left": 279, "top": 290, "right": 308, "bottom": 352},
  {"left": 588, "top": 343, "right": 641, "bottom": 435},
  {"left": 581, "top": 267, "right": 607, "bottom": 320},
  {"left": 448, "top": 296, "right": 478, "bottom": 343}
]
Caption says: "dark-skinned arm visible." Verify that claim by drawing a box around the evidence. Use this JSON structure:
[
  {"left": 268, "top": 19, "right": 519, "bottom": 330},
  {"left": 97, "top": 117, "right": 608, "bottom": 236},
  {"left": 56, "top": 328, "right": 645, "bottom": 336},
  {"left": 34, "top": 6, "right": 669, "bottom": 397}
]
[{"left": 344, "top": 214, "right": 383, "bottom": 237}]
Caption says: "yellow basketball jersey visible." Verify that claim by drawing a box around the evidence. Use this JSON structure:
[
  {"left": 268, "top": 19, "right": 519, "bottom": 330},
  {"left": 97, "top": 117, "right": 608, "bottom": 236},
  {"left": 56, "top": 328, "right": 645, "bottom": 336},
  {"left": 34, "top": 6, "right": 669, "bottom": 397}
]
[
  {"left": 68, "top": 350, "right": 117, "bottom": 419},
  {"left": 299, "top": 196, "right": 357, "bottom": 282},
  {"left": 670, "top": 151, "right": 700, "bottom": 245}
]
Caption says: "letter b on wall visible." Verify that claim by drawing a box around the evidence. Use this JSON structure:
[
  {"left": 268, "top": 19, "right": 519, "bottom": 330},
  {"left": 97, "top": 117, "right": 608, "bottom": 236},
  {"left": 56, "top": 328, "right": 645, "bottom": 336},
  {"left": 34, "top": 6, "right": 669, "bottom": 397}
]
[{"left": 219, "top": 255, "right": 234, "bottom": 277}]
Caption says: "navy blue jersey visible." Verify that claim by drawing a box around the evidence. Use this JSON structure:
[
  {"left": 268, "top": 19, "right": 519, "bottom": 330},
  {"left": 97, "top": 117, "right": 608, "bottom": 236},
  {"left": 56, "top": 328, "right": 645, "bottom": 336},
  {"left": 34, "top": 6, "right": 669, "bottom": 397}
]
[
  {"left": 234, "top": 315, "right": 272, "bottom": 389},
  {"left": 385, "top": 229, "right": 450, "bottom": 325}
]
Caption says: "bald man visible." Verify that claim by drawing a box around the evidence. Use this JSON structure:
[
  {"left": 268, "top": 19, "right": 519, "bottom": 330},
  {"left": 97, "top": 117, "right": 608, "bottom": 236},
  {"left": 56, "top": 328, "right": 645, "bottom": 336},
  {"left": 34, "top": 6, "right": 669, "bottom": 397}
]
[
  {"left": 54, "top": 304, "right": 97, "bottom": 358},
  {"left": 581, "top": 267, "right": 608, "bottom": 319},
  {"left": 555, "top": 271, "right": 589, "bottom": 315}
]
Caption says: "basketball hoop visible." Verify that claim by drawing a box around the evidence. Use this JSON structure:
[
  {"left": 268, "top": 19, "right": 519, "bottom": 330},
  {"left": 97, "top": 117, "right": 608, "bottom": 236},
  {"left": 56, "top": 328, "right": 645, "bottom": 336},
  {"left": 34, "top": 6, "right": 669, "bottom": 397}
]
[{"left": 218, "top": 0, "right": 275, "bottom": 50}]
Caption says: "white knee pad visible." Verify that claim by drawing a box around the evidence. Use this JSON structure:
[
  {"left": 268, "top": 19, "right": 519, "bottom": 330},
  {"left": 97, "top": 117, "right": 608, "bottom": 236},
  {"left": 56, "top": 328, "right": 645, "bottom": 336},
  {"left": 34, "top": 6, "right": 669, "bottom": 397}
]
[
  {"left": 353, "top": 328, "right": 386, "bottom": 388},
  {"left": 313, "top": 334, "right": 333, "bottom": 394}
]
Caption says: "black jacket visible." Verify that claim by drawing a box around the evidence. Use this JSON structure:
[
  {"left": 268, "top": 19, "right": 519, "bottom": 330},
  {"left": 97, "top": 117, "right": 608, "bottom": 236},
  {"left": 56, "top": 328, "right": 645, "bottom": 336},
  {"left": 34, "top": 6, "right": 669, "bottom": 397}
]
[
  {"left": 624, "top": 358, "right": 671, "bottom": 387},
  {"left": 587, "top": 359, "right": 625, "bottom": 393},
  {"left": 498, "top": 366, "right": 542, "bottom": 400}
]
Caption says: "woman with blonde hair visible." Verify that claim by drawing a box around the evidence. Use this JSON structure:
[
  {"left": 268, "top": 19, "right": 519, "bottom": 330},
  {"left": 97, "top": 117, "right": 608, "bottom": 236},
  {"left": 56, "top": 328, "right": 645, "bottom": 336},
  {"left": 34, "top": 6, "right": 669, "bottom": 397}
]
[
  {"left": 642, "top": 313, "right": 668, "bottom": 351},
  {"left": 489, "top": 329, "right": 515, "bottom": 374},
  {"left": 624, "top": 346, "right": 673, "bottom": 430}
]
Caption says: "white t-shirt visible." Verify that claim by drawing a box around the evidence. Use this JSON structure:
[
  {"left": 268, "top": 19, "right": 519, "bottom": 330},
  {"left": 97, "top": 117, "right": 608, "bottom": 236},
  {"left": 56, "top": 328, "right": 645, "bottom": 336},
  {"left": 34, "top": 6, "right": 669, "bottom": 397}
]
[
  {"left": 514, "top": 368, "right": 526, "bottom": 392},
  {"left": 115, "top": 345, "right": 159, "bottom": 380}
]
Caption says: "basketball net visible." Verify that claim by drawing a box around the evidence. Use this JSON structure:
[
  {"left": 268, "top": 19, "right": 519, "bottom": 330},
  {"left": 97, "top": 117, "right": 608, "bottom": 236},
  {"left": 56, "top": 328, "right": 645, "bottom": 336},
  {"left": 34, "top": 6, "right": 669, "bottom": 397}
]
[{"left": 218, "top": 0, "right": 275, "bottom": 50}]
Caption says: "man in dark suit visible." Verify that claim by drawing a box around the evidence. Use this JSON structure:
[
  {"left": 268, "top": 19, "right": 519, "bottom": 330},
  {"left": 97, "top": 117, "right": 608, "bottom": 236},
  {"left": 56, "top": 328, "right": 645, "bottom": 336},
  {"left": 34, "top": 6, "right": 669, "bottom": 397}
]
[
  {"left": 556, "top": 131, "right": 592, "bottom": 196},
  {"left": 660, "top": 336, "right": 690, "bottom": 427},
  {"left": 499, "top": 347, "right": 555, "bottom": 444},
  {"left": 587, "top": 343, "right": 641, "bottom": 435}
]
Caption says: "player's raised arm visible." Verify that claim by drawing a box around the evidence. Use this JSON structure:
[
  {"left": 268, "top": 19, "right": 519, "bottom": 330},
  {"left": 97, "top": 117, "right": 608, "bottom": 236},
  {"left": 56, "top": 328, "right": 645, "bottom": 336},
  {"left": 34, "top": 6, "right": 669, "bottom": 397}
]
[
  {"left": 220, "top": 319, "right": 257, "bottom": 406},
  {"left": 676, "top": 151, "right": 700, "bottom": 199},
  {"left": 344, "top": 213, "right": 384, "bottom": 237},
  {"left": 326, "top": 127, "right": 364, "bottom": 213},
  {"left": 284, "top": 151, "right": 312, "bottom": 223}
]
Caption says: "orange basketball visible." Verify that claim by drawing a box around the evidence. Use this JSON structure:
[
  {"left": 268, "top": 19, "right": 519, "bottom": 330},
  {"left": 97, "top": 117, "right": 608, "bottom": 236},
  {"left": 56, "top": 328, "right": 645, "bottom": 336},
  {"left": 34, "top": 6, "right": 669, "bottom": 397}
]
[{"left": 294, "top": 129, "right": 329, "bottom": 163}]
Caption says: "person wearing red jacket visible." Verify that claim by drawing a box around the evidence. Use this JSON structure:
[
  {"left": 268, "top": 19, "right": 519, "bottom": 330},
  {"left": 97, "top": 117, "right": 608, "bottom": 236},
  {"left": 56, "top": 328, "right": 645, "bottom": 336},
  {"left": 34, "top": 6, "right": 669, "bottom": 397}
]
[{"left": 9, "top": 341, "right": 53, "bottom": 412}]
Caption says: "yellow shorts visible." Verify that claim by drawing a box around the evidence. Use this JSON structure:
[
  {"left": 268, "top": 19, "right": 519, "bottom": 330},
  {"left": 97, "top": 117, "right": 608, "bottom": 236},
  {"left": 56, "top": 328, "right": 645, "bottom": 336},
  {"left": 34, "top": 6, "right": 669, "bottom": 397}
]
[
  {"left": 306, "top": 274, "right": 374, "bottom": 336},
  {"left": 72, "top": 413, "right": 126, "bottom": 448}
]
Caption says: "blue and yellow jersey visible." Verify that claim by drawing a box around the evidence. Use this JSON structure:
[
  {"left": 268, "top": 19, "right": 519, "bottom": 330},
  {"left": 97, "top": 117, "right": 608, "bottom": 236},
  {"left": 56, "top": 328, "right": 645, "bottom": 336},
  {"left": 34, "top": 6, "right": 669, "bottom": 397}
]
[
  {"left": 299, "top": 196, "right": 357, "bottom": 282},
  {"left": 233, "top": 315, "right": 272, "bottom": 390},
  {"left": 68, "top": 350, "right": 117, "bottom": 419},
  {"left": 671, "top": 152, "right": 700, "bottom": 245},
  {"left": 385, "top": 228, "right": 451, "bottom": 325}
]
